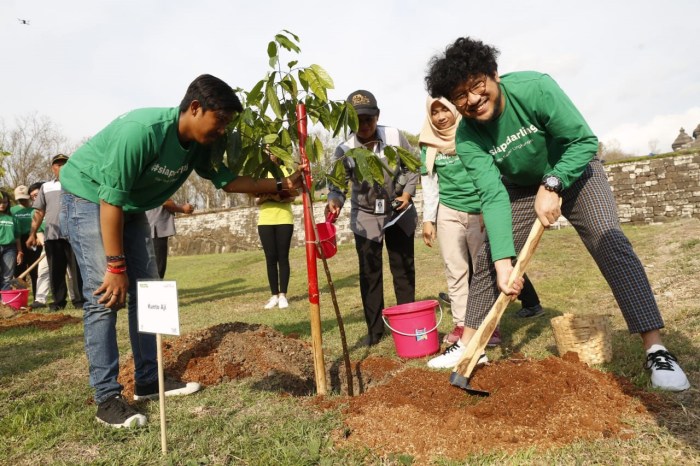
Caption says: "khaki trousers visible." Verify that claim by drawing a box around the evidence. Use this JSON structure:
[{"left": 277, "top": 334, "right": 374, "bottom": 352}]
[{"left": 436, "top": 204, "right": 485, "bottom": 326}]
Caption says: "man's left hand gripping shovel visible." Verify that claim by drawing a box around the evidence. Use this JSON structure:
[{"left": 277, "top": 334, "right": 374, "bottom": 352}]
[{"left": 449, "top": 218, "right": 546, "bottom": 396}]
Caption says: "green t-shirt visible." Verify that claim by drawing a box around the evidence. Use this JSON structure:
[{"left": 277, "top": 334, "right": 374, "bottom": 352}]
[
  {"left": 61, "top": 107, "right": 237, "bottom": 213},
  {"left": 10, "top": 205, "right": 34, "bottom": 236},
  {"left": 420, "top": 146, "right": 481, "bottom": 214},
  {"left": 0, "top": 214, "right": 19, "bottom": 246},
  {"left": 456, "top": 71, "right": 598, "bottom": 261}
]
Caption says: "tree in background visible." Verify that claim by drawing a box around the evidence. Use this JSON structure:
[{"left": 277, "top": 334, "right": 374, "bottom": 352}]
[
  {"left": 0, "top": 113, "right": 73, "bottom": 188},
  {"left": 598, "top": 139, "right": 634, "bottom": 163}
]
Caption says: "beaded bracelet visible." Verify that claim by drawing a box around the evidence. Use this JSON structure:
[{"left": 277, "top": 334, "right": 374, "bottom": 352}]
[
  {"left": 106, "top": 254, "right": 126, "bottom": 262},
  {"left": 106, "top": 265, "right": 127, "bottom": 274}
]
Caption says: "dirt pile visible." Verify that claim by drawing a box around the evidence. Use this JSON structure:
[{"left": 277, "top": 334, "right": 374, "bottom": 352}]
[
  {"left": 116, "top": 322, "right": 655, "bottom": 460},
  {"left": 119, "top": 322, "right": 319, "bottom": 399},
  {"left": 0, "top": 312, "right": 81, "bottom": 333},
  {"left": 330, "top": 354, "right": 651, "bottom": 460}
]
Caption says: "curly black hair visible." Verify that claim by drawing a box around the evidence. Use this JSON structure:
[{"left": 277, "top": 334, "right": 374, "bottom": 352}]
[{"left": 425, "top": 37, "right": 500, "bottom": 98}]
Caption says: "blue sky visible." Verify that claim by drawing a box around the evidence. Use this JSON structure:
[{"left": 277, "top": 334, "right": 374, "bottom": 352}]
[{"left": 2, "top": 0, "right": 698, "bottom": 155}]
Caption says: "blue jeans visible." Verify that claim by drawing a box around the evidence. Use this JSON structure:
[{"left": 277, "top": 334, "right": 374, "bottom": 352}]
[
  {"left": 60, "top": 193, "right": 159, "bottom": 404},
  {"left": 0, "top": 244, "right": 16, "bottom": 290}
]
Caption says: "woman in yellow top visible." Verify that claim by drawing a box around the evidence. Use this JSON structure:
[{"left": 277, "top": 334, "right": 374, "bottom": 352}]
[{"left": 258, "top": 156, "right": 298, "bottom": 309}]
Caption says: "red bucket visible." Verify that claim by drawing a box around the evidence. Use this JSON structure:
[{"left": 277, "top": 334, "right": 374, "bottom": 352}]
[
  {"left": 1, "top": 288, "right": 29, "bottom": 310},
  {"left": 382, "top": 300, "right": 443, "bottom": 358},
  {"left": 316, "top": 212, "right": 337, "bottom": 260}
]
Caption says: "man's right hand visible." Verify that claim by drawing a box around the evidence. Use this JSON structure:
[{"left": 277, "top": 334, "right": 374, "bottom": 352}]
[
  {"left": 95, "top": 271, "right": 128, "bottom": 310},
  {"left": 494, "top": 258, "right": 524, "bottom": 300}
]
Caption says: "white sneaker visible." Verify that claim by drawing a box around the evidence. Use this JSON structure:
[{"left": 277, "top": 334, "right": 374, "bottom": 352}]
[
  {"left": 645, "top": 344, "right": 691, "bottom": 391},
  {"left": 427, "top": 341, "right": 489, "bottom": 369},
  {"left": 278, "top": 296, "right": 289, "bottom": 308},
  {"left": 263, "top": 296, "right": 279, "bottom": 309}
]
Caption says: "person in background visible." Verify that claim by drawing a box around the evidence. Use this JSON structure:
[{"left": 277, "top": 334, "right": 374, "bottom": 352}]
[
  {"left": 27, "top": 154, "right": 85, "bottom": 311},
  {"left": 27, "top": 182, "right": 50, "bottom": 309},
  {"left": 326, "top": 90, "right": 419, "bottom": 346},
  {"left": 0, "top": 191, "right": 21, "bottom": 290},
  {"left": 12, "top": 185, "right": 43, "bottom": 299},
  {"left": 419, "top": 97, "right": 543, "bottom": 346},
  {"left": 145, "top": 199, "right": 194, "bottom": 279},
  {"left": 257, "top": 154, "right": 298, "bottom": 309},
  {"left": 58, "top": 74, "right": 304, "bottom": 429},
  {"left": 423, "top": 36, "right": 689, "bottom": 392}
]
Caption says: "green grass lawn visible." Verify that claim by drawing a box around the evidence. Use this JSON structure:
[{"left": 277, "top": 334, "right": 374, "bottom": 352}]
[{"left": 1, "top": 219, "right": 698, "bottom": 465}]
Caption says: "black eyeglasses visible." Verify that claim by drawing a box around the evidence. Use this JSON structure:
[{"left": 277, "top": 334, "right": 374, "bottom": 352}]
[{"left": 450, "top": 79, "right": 487, "bottom": 108}]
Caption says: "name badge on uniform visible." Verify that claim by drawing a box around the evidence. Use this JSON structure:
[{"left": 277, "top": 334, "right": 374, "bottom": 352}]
[{"left": 375, "top": 199, "right": 385, "bottom": 214}]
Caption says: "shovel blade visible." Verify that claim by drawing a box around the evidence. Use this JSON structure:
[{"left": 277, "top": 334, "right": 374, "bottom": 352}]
[
  {"left": 449, "top": 371, "right": 490, "bottom": 397},
  {"left": 9, "top": 278, "right": 28, "bottom": 290}
]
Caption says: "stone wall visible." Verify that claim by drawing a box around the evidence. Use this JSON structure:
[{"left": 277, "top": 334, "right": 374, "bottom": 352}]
[
  {"left": 170, "top": 154, "right": 700, "bottom": 256},
  {"left": 607, "top": 154, "right": 700, "bottom": 223}
]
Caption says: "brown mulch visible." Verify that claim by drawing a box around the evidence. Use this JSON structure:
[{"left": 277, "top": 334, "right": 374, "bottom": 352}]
[
  {"left": 116, "top": 322, "right": 658, "bottom": 461},
  {"left": 0, "top": 311, "right": 81, "bottom": 332}
]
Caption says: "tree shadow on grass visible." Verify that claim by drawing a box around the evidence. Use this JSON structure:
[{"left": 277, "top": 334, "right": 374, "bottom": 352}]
[
  {"left": 177, "top": 278, "right": 269, "bottom": 305},
  {"left": 498, "top": 305, "right": 564, "bottom": 355},
  {"left": 272, "top": 312, "right": 366, "bottom": 339},
  {"left": 0, "top": 331, "right": 83, "bottom": 378}
]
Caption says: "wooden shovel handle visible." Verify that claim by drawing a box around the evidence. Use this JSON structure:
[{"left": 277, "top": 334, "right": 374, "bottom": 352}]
[
  {"left": 453, "top": 218, "right": 546, "bottom": 378},
  {"left": 18, "top": 252, "right": 46, "bottom": 280}
]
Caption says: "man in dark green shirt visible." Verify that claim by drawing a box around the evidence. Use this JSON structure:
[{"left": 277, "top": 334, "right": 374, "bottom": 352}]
[
  {"left": 423, "top": 37, "right": 689, "bottom": 392},
  {"left": 60, "top": 74, "right": 304, "bottom": 429}
]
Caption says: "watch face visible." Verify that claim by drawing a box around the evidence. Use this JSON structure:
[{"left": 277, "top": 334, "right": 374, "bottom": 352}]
[{"left": 545, "top": 176, "right": 561, "bottom": 191}]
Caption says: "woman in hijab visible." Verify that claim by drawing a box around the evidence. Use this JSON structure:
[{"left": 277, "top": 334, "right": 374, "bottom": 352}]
[{"left": 419, "top": 97, "right": 543, "bottom": 355}]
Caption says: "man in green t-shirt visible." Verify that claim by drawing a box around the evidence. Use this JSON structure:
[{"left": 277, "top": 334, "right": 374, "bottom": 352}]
[
  {"left": 423, "top": 37, "right": 689, "bottom": 392},
  {"left": 60, "top": 74, "right": 304, "bottom": 429}
]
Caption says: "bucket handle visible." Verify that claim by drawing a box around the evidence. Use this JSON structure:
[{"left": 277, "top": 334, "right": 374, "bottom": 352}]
[
  {"left": 381, "top": 303, "right": 443, "bottom": 337},
  {"left": 2, "top": 291, "right": 24, "bottom": 306}
]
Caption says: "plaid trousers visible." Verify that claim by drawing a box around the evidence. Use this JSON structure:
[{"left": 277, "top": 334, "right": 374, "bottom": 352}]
[{"left": 465, "top": 158, "right": 664, "bottom": 334}]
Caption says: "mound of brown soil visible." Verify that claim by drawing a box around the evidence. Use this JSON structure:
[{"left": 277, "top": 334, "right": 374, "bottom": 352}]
[
  {"left": 119, "top": 322, "right": 319, "bottom": 399},
  {"left": 331, "top": 355, "right": 651, "bottom": 461},
  {"left": 117, "top": 322, "right": 655, "bottom": 460},
  {"left": 0, "top": 312, "right": 81, "bottom": 332}
]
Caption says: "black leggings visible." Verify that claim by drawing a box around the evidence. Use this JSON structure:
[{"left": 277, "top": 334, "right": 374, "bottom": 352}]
[{"left": 258, "top": 224, "right": 294, "bottom": 295}]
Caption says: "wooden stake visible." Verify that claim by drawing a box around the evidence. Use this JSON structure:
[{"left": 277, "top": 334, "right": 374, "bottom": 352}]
[{"left": 157, "top": 333, "right": 167, "bottom": 454}]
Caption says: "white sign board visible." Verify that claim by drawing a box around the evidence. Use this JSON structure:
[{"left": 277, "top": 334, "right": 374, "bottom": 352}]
[{"left": 137, "top": 280, "right": 180, "bottom": 336}]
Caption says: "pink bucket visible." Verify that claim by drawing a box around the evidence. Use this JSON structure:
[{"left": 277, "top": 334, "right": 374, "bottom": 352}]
[
  {"left": 382, "top": 300, "right": 443, "bottom": 358},
  {"left": 1, "top": 288, "right": 29, "bottom": 310},
  {"left": 315, "top": 212, "right": 338, "bottom": 260}
]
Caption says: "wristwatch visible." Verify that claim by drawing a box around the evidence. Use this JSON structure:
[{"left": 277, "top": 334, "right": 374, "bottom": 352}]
[
  {"left": 541, "top": 175, "right": 563, "bottom": 194},
  {"left": 275, "top": 177, "right": 283, "bottom": 192}
]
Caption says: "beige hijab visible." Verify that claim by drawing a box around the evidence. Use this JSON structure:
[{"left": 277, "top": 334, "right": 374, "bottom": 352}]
[{"left": 418, "top": 96, "right": 461, "bottom": 175}]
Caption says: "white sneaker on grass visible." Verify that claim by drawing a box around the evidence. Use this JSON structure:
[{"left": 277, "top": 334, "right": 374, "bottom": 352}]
[
  {"left": 645, "top": 344, "right": 690, "bottom": 391},
  {"left": 263, "top": 295, "right": 279, "bottom": 309},
  {"left": 134, "top": 376, "right": 202, "bottom": 401},
  {"left": 278, "top": 295, "right": 289, "bottom": 309},
  {"left": 133, "top": 377, "right": 201, "bottom": 401},
  {"left": 427, "top": 340, "right": 488, "bottom": 369}
]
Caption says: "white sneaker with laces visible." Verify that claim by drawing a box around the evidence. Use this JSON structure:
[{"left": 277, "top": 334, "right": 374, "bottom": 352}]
[
  {"left": 645, "top": 344, "right": 690, "bottom": 391},
  {"left": 278, "top": 296, "right": 289, "bottom": 309},
  {"left": 263, "top": 296, "right": 279, "bottom": 309},
  {"left": 427, "top": 341, "right": 489, "bottom": 369}
]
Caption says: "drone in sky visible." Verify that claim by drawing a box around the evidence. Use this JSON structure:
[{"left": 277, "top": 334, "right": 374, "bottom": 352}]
[{"left": 18, "top": 18, "right": 30, "bottom": 25}]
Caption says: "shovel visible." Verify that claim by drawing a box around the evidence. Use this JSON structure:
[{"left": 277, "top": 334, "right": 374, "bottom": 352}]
[
  {"left": 450, "top": 218, "right": 546, "bottom": 396},
  {"left": 10, "top": 252, "right": 46, "bottom": 290}
]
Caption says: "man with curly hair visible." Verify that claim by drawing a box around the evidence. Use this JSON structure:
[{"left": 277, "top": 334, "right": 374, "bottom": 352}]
[{"left": 424, "top": 37, "right": 689, "bottom": 392}]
